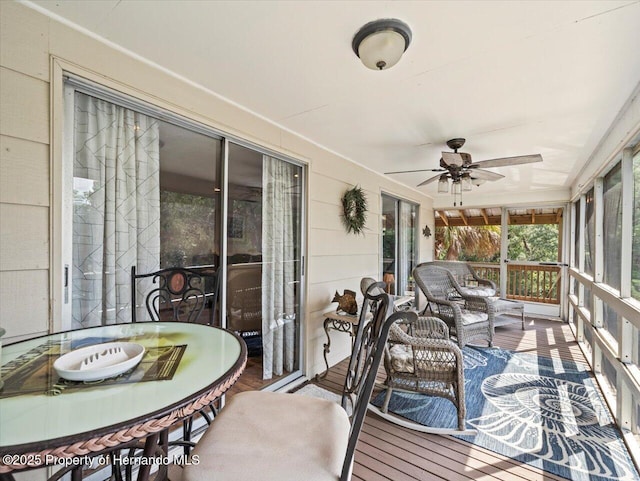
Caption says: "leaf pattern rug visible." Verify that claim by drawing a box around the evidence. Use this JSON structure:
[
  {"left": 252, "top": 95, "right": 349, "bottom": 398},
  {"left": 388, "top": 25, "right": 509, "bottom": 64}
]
[{"left": 372, "top": 346, "right": 640, "bottom": 481}]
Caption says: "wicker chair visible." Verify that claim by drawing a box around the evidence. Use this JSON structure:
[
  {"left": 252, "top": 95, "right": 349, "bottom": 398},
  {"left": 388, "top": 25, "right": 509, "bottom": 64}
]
[
  {"left": 381, "top": 314, "right": 466, "bottom": 431},
  {"left": 413, "top": 263, "right": 495, "bottom": 348}
]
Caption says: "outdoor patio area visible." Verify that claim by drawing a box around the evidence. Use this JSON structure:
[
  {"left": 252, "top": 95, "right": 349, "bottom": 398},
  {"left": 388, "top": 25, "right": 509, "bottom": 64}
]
[{"left": 1, "top": 2, "right": 640, "bottom": 480}]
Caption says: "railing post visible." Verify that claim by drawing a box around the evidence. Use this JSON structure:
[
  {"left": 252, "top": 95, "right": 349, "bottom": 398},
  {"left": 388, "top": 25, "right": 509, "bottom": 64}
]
[{"left": 500, "top": 207, "right": 508, "bottom": 298}]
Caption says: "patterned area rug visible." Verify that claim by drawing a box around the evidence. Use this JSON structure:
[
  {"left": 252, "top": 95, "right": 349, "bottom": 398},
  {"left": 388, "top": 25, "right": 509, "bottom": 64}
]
[
  {"left": 372, "top": 346, "right": 640, "bottom": 481},
  {"left": 294, "top": 383, "right": 342, "bottom": 403}
]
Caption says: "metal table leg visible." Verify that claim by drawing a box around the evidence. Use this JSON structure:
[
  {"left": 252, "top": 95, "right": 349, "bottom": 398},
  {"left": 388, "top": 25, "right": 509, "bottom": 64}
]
[{"left": 315, "top": 317, "right": 357, "bottom": 380}]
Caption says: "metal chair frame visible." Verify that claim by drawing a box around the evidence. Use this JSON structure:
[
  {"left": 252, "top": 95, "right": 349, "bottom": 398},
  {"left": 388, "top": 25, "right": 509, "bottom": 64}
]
[
  {"left": 129, "top": 265, "right": 221, "bottom": 462},
  {"left": 131, "top": 265, "right": 220, "bottom": 326}
]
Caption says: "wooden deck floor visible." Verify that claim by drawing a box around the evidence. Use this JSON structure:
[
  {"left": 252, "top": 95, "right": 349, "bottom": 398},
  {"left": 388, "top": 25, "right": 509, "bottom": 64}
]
[{"left": 314, "top": 316, "right": 586, "bottom": 481}]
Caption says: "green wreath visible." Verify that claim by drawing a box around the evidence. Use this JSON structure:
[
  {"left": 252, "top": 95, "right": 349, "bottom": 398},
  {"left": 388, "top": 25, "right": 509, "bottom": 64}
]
[{"left": 341, "top": 186, "right": 367, "bottom": 235}]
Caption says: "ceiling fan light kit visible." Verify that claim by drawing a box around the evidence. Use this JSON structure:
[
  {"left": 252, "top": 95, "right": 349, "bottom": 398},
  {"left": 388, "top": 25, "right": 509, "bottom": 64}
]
[
  {"left": 437, "top": 174, "right": 449, "bottom": 193},
  {"left": 385, "top": 137, "right": 543, "bottom": 206},
  {"left": 352, "top": 19, "right": 412, "bottom": 70},
  {"left": 462, "top": 173, "right": 473, "bottom": 191}
]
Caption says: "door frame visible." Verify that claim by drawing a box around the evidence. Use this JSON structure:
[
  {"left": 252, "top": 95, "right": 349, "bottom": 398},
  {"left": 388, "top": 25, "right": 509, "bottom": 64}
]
[{"left": 501, "top": 204, "right": 568, "bottom": 318}]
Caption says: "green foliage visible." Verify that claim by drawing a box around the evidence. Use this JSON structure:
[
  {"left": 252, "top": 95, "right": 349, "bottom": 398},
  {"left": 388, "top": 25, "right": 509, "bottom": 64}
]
[
  {"left": 507, "top": 224, "right": 559, "bottom": 262},
  {"left": 632, "top": 154, "right": 640, "bottom": 300},
  {"left": 435, "top": 223, "right": 560, "bottom": 265},
  {"left": 341, "top": 185, "right": 367, "bottom": 235},
  {"left": 383, "top": 229, "right": 395, "bottom": 259},
  {"left": 160, "top": 191, "right": 217, "bottom": 268},
  {"left": 435, "top": 225, "right": 501, "bottom": 261}
]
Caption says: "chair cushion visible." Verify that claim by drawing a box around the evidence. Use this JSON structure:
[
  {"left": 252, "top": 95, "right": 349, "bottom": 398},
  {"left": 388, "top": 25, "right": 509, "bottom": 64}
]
[
  {"left": 389, "top": 344, "right": 415, "bottom": 373},
  {"left": 460, "top": 310, "right": 489, "bottom": 325},
  {"left": 183, "top": 391, "right": 350, "bottom": 481},
  {"left": 460, "top": 286, "right": 496, "bottom": 297}
]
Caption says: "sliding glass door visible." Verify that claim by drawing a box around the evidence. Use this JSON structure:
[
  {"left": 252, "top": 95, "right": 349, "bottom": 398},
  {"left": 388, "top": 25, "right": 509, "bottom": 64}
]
[
  {"left": 64, "top": 79, "right": 305, "bottom": 390},
  {"left": 227, "top": 143, "right": 303, "bottom": 386},
  {"left": 381, "top": 194, "right": 418, "bottom": 295}
]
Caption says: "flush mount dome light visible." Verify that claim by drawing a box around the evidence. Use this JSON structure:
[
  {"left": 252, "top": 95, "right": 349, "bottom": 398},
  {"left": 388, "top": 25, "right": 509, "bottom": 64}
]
[{"left": 352, "top": 18, "right": 412, "bottom": 70}]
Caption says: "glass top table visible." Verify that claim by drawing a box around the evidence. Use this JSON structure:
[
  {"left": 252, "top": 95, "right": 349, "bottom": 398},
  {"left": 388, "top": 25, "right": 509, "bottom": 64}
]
[{"left": 0, "top": 322, "right": 247, "bottom": 475}]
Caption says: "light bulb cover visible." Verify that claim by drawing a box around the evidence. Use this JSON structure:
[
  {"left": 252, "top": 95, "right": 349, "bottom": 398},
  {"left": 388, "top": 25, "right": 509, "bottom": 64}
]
[
  {"left": 352, "top": 19, "right": 412, "bottom": 70},
  {"left": 462, "top": 174, "right": 473, "bottom": 191},
  {"left": 437, "top": 175, "right": 449, "bottom": 193}
]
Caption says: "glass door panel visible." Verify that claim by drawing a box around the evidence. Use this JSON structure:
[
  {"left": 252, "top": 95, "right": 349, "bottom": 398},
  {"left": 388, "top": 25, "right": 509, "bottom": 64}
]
[
  {"left": 158, "top": 121, "right": 222, "bottom": 325},
  {"left": 382, "top": 195, "right": 397, "bottom": 294},
  {"left": 227, "top": 143, "right": 303, "bottom": 388},
  {"left": 159, "top": 122, "right": 221, "bottom": 270},
  {"left": 70, "top": 91, "right": 222, "bottom": 328},
  {"left": 398, "top": 201, "right": 418, "bottom": 295},
  {"left": 381, "top": 194, "right": 418, "bottom": 295}
]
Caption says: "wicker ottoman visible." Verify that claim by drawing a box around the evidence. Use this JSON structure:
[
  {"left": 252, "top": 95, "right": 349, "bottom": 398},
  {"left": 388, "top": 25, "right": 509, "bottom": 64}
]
[{"left": 490, "top": 297, "right": 525, "bottom": 330}]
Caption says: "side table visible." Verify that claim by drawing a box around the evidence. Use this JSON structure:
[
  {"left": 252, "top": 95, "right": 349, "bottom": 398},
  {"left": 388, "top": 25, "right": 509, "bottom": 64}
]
[
  {"left": 316, "top": 311, "right": 359, "bottom": 380},
  {"left": 315, "top": 295, "right": 414, "bottom": 380}
]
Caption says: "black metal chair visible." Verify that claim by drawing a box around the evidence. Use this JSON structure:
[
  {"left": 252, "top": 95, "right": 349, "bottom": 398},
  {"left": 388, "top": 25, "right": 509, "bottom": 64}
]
[
  {"left": 129, "top": 266, "right": 221, "bottom": 458},
  {"left": 130, "top": 265, "right": 220, "bottom": 325},
  {"left": 182, "top": 284, "right": 400, "bottom": 481}
]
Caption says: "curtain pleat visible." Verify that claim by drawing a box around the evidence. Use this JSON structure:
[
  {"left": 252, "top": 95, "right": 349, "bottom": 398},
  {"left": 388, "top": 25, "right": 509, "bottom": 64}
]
[
  {"left": 261, "top": 156, "right": 296, "bottom": 379},
  {"left": 72, "top": 92, "right": 160, "bottom": 328}
]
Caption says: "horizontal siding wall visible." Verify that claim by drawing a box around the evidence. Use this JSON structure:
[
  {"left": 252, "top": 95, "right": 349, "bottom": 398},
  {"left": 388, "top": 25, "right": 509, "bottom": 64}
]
[
  {"left": 0, "top": 1, "right": 51, "bottom": 341},
  {"left": 0, "top": 2, "right": 434, "bottom": 376}
]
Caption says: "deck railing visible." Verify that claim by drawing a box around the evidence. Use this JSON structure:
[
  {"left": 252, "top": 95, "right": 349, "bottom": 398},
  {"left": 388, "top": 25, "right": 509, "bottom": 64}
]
[{"left": 469, "top": 262, "right": 561, "bottom": 305}]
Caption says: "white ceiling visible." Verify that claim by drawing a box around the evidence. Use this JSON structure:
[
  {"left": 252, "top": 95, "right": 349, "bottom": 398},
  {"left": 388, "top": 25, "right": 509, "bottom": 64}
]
[{"left": 30, "top": 0, "right": 640, "bottom": 206}]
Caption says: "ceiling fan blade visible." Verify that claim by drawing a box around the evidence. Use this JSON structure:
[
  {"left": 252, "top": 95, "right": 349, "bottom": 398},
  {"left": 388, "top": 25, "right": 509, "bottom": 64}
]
[
  {"left": 385, "top": 168, "right": 445, "bottom": 175},
  {"left": 468, "top": 168, "right": 505, "bottom": 181},
  {"left": 471, "top": 154, "right": 542, "bottom": 168},
  {"left": 417, "top": 173, "right": 445, "bottom": 187}
]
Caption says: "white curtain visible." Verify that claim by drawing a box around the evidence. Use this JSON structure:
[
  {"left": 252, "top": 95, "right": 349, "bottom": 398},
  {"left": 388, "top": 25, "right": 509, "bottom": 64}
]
[
  {"left": 261, "top": 156, "right": 296, "bottom": 379},
  {"left": 398, "top": 202, "right": 414, "bottom": 294},
  {"left": 72, "top": 92, "right": 160, "bottom": 328}
]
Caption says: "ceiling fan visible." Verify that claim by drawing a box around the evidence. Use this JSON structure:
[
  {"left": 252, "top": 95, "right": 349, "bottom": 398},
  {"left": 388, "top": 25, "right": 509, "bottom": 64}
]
[{"left": 385, "top": 138, "right": 543, "bottom": 205}]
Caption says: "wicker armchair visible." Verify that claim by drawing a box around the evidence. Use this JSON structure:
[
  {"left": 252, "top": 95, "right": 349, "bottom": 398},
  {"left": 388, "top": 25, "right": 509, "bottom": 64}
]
[
  {"left": 381, "top": 315, "right": 466, "bottom": 431},
  {"left": 413, "top": 263, "right": 495, "bottom": 348}
]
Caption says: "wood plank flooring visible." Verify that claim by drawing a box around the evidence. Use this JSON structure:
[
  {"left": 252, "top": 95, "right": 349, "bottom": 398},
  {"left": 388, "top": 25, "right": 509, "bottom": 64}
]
[{"left": 315, "top": 316, "right": 586, "bottom": 481}]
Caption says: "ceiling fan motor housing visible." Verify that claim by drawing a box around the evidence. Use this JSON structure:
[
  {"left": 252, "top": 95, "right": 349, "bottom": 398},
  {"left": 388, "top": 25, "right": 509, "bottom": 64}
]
[{"left": 446, "top": 138, "right": 466, "bottom": 151}]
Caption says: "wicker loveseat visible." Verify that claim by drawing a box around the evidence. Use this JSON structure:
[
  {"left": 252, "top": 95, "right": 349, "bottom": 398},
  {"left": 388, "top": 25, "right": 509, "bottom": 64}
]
[{"left": 427, "top": 260, "right": 497, "bottom": 297}]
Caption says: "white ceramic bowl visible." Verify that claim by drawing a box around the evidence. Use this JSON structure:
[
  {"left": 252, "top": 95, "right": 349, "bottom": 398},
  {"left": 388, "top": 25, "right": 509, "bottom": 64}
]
[{"left": 53, "top": 342, "right": 145, "bottom": 382}]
